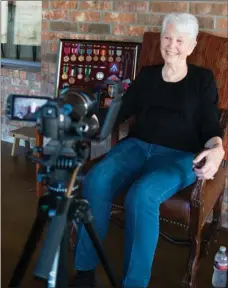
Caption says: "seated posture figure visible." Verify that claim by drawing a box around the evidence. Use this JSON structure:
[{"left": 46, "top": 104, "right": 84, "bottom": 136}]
[{"left": 72, "top": 13, "right": 224, "bottom": 288}]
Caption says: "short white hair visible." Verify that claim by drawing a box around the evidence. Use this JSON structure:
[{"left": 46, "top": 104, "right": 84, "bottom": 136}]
[{"left": 161, "top": 13, "right": 199, "bottom": 41}]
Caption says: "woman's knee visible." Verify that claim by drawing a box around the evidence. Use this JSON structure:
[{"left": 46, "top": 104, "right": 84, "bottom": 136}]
[
  {"left": 82, "top": 159, "right": 117, "bottom": 201},
  {"left": 124, "top": 181, "right": 159, "bottom": 215}
]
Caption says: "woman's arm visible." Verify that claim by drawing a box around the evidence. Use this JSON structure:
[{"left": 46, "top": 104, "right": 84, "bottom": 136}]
[
  {"left": 193, "top": 70, "right": 224, "bottom": 179},
  {"left": 115, "top": 66, "right": 149, "bottom": 125},
  {"left": 193, "top": 136, "right": 224, "bottom": 180}
]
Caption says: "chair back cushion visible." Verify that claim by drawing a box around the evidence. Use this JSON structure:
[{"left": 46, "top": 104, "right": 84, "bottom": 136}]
[{"left": 138, "top": 31, "right": 228, "bottom": 109}]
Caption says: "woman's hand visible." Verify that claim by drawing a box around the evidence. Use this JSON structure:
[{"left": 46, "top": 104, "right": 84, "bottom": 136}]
[{"left": 193, "top": 144, "right": 225, "bottom": 180}]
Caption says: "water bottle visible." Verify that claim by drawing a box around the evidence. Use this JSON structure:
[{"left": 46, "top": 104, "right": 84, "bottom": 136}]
[{"left": 212, "top": 246, "right": 228, "bottom": 288}]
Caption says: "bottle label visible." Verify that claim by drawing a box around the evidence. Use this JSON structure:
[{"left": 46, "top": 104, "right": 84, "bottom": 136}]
[{"left": 214, "top": 261, "right": 228, "bottom": 271}]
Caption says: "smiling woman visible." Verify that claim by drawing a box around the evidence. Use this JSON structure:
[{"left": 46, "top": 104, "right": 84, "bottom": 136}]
[
  {"left": 160, "top": 13, "right": 198, "bottom": 82},
  {"left": 1, "top": 1, "right": 42, "bottom": 66}
]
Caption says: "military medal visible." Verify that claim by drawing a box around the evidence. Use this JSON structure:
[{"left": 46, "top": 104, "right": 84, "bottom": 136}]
[
  {"left": 116, "top": 48, "right": 122, "bottom": 62},
  {"left": 93, "top": 48, "right": 99, "bottom": 62},
  {"left": 70, "top": 45, "right": 77, "bottom": 62},
  {"left": 69, "top": 77, "right": 75, "bottom": 84},
  {"left": 64, "top": 55, "right": 69, "bottom": 62},
  {"left": 78, "top": 45, "right": 85, "bottom": 62},
  {"left": 96, "top": 71, "right": 104, "bottom": 80},
  {"left": 84, "top": 66, "right": 91, "bottom": 82},
  {"left": 62, "top": 64, "right": 69, "bottom": 80},
  {"left": 63, "top": 46, "right": 70, "bottom": 62},
  {"left": 108, "top": 48, "right": 114, "bottom": 62},
  {"left": 100, "top": 49, "right": 106, "bottom": 62},
  {"left": 77, "top": 66, "right": 83, "bottom": 79},
  {"left": 119, "top": 63, "right": 124, "bottom": 78},
  {"left": 86, "top": 47, "right": 93, "bottom": 62},
  {"left": 69, "top": 66, "right": 76, "bottom": 84}
]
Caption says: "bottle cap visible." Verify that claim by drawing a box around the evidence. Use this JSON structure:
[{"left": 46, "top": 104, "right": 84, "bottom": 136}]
[{"left": 219, "top": 246, "right": 226, "bottom": 253}]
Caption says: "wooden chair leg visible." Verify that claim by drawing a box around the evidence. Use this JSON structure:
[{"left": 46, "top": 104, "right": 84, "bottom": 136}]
[
  {"left": 182, "top": 232, "right": 202, "bottom": 288},
  {"left": 11, "top": 138, "right": 20, "bottom": 156},
  {"left": 200, "top": 192, "right": 224, "bottom": 258},
  {"left": 212, "top": 191, "right": 223, "bottom": 238},
  {"left": 25, "top": 140, "right": 30, "bottom": 154}
]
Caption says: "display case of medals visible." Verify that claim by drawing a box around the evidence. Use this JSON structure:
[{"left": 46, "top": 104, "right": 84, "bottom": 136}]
[{"left": 55, "top": 39, "right": 141, "bottom": 108}]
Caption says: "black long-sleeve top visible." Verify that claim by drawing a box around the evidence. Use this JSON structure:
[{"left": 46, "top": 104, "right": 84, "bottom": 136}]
[{"left": 116, "top": 64, "right": 222, "bottom": 153}]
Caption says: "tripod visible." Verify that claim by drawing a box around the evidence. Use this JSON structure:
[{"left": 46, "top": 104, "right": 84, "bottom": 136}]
[{"left": 8, "top": 162, "right": 118, "bottom": 288}]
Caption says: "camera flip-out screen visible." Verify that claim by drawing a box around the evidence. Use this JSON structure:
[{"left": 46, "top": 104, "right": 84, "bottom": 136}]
[{"left": 7, "top": 95, "right": 49, "bottom": 122}]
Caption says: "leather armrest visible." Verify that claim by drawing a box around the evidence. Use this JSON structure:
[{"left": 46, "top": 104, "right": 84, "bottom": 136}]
[
  {"left": 219, "top": 109, "right": 228, "bottom": 135},
  {"left": 219, "top": 109, "right": 228, "bottom": 161},
  {"left": 196, "top": 166, "right": 226, "bottom": 228}
]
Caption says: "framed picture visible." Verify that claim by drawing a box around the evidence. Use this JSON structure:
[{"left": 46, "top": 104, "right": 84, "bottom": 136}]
[{"left": 54, "top": 39, "right": 141, "bottom": 108}]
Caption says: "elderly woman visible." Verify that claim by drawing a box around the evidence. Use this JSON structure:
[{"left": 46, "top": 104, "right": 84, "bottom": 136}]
[{"left": 72, "top": 13, "right": 224, "bottom": 288}]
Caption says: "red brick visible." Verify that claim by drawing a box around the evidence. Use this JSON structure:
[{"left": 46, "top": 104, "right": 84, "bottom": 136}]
[
  {"left": 35, "top": 73, "right": 41, "bottom": 82},
  {"left": 50, "top": 41, "right": 58, "bottom": 53},
  {"left": 49, "top": 63, "right": 57, "bottom": 75},
  {"left": 126, "top": 26, "right": 147, "bottom": 37},
  {"left": 113, "top": 25, "right": 146, "bottom": 37},
  {"left": 150, "top": 2, "right": 188, "bottom": 13},
  {"left": 79, "top": 1, "right": 112, "bottom": 10},
  {"left": 50, "top": 1, "right": 78, "bottom": 9},
  {"left": 1, "top": 68, "right": 7, "bottom": 76},
  {"left": 147, "top": 27, "right": 162, "bottom": 33},
  {"left": 213, "top": 30, "right": 228, "bottom": 38},
  {"left": 190, "top": 3, "right": 227, "bottom": 16},
  {"left": 41, "top": 41, "right": 50, "bottom": 55},
  {"left": 13, "top": 70, "right": 20, "bottom": 78},
  {"left": 42, "top": 1, "right": 49, "bottom": 9},
  {"left": 113, "top": 1, "right": 148, "bottom": 12},
  {"left": 70, "top": 33, "right": 101, "bottom": 40},
  {"left": 103, "top": 12, "right": 136, "bottom": 24},
  {"left": 42, "top": 21, "right": 49, "bottom": 31},
  {"left": 137, "top": 14, "right": 163, "bottom": 26},
  {"left": 42, "top": 10, "right": 68, "bottom": 20},
  {"left": 7, "top": 70, "right": 13, "bottom": 77},
  {"left": 78, "top": 23, "right": 110, "bottom": 34},
  {"left": 41, "top": 62, "right": 49, "bottom": 74},
  {"left": 113, "top": 25, "right": 127, "bottom": 36},
  {"left": 216, "top": 18, "right": 228, "bottom": 30},
  {"left": 70, "top": 11, "right": 100, "bottom": 22},
  {"left": 19, "top": 71, "right": 27, "bottom": 80},
  {"left": 42, "top": 32, "right": 68, "bottom": 41},
  {"left": 197, "top": 16, "right": 214, "bottom": 29},
  {"left": 104, "top": 35, "right": 141, "bottom": 42},
  {"left": 50, "top": 21, "right": 78, "bottom": 32}
]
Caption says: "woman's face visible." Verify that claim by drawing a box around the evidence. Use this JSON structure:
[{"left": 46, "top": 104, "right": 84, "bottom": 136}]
[{"left": 160, "top": 22, "right": 196, "bottom": 65}]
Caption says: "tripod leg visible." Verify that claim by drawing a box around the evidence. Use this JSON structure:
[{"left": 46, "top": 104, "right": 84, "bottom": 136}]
[
  {"left": 46, "top": 246, "right": 60, "bottom": 288},
  {"left": 84, "top": 222, "right": 117, "bottom": 287},
  {"left": 8, "top": 196, "right": 49, "bottom": 287},
  {"left": 56, "top": 226, "right": 69, "bottom": 288}
]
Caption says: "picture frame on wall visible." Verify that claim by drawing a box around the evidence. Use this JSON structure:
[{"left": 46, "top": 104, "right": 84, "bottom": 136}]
[{"left": 54, "top": 39, "right": 141, "bottom": 109}]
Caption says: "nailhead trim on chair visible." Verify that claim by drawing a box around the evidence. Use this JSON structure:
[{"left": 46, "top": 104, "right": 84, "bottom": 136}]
[
  {"left": 112, "top": 203, "right": 124, "bottom": 210},
  {"left": 160, "top": 217, "right": 189, "bottom": 230},
  {"left": 111, "top": 204, "right": 189, "bottom": 230}
]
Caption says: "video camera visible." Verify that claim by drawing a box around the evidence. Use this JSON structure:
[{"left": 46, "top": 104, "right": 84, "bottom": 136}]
[{"left": 6, "top": 81, "right": 123, "bottom": 143}]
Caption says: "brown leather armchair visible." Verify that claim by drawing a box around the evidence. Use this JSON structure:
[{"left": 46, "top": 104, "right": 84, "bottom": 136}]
[{"left": 86, "top": 32, "right": 228, "bottom": 288}]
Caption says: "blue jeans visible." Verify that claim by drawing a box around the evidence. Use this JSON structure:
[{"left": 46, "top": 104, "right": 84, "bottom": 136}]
[{"left": 74, "top": 137, "right": 196, "bottom": 287}]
